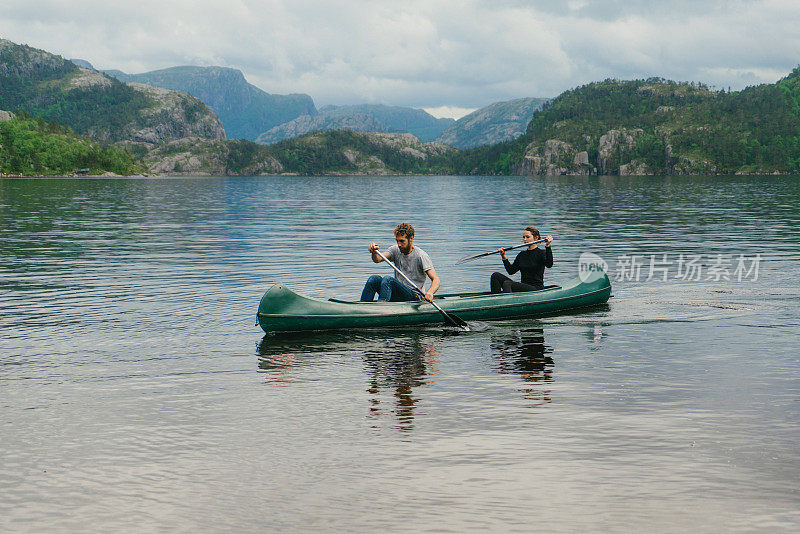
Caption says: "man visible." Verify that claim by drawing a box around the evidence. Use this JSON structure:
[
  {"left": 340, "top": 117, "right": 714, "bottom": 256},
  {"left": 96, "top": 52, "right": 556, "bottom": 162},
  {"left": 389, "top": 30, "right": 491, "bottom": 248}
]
[{"left": 360, "top": 223, "right": 441, "bottom": 302}]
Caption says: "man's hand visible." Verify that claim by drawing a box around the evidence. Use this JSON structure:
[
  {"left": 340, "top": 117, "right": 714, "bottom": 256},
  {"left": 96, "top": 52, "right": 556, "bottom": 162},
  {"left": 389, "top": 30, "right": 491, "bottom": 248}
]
[
  {"left": 423, "top": 290, "right": 434, "bottom": 302},
  {"left": 368, "top": 242, "right": 379, "bottom": 253}
]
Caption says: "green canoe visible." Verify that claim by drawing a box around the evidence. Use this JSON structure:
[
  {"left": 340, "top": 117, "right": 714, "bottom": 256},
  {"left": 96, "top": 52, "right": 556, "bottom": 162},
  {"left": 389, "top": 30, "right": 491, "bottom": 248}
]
[{"left": 257, "top": 268, "right": 611, "bottom": 334}]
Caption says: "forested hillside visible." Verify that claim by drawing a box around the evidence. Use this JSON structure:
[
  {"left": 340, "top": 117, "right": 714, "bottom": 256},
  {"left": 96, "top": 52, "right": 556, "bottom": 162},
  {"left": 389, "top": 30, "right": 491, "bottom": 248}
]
[
  {"left": 455, "top": 70, "right": 800, "bottom": 176},
  {"left": 0, "top": 112, "right": 142, "bottom": 175},
  {"left": 1, "top": 40, "right": 154, "bottom": 141},
  {"left": 3, "top": 38, "right": 799, "bottom": 176},
  {"left": 226, "top": 130, "right": 456, "bottom": 175}
]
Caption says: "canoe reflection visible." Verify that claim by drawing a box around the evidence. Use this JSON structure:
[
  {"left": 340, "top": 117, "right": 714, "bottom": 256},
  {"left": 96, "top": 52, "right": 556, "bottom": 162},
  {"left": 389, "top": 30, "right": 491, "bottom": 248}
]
[
  {"left": 256, "top": 326, "right": 555, "bottom": 429},
  {"left": 257, "top": 330, "right": 449, "bottom": 432},
  {"left": 490, "top": 328, "right": 554, "bottom": 406}
]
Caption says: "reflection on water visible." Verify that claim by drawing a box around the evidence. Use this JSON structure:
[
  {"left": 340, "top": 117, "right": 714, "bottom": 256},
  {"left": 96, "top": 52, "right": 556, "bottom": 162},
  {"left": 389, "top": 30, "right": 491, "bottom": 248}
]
[
  {"left": 259, "top": 326, "right": 567, "bottom": 426},
  {"left": 362, "top": 336, "right": 440, "bottom": 433},
  {"left": 258, "top": 330, "right": 447, "bottom": 432},
  {"left": 491, "top": 327, "right": 554, "bottom": 406}
]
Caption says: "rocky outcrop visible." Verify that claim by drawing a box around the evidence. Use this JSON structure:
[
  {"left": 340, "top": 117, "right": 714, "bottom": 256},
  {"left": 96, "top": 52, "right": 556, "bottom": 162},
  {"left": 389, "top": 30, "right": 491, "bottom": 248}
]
[
  {"left": 520, "top": 139, "right": 591, "bottom": 176},
  {"left": 597, "top": 129, "right": 643, "bottom": 174},
  {"left": 135, "top": 137, "right": 285, "bottom": 176},
  {"left": 139, "top": 138, "right": 227, "bottom": 175},
  {"left": 0, "top": 110, "right": 13, "bottom": 122},
  {"left": 121, "top": 83, "right": 226, "bottom": 145},
  {"left": 669, "top": 155, "right": 717, "bottom": 174},
  {"left": 520, "top": 128, "right": 657, "bottom": 176},
  {"left": 342, "top": 132, "right": 455, "bottom": 173},
  {"left": 362, "top": 132, "right": 454, "bottom": 158},
  {"left": 229, "top": 152, "right": 283, "bottom": 176},
  {"left": 619, "top": 160, "right": 652, "bottom": 175},
  {"left": 68, "top": 67, "right": 112, "bottom": 89},
  {"left": 573, "top": 150, "right": 590, "bottom": 167}
]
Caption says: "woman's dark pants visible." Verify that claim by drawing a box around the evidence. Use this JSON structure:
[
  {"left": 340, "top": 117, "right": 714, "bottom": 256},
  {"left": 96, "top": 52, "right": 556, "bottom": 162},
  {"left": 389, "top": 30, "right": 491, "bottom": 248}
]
[{"left": 490, "top": 272, "right": 543, "bottom": 293}]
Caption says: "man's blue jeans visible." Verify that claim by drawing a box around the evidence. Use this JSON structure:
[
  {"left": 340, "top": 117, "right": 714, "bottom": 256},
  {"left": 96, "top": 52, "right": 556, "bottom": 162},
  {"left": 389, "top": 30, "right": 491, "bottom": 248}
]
[{"left": 360, "top": 275, "right": 419, "bottom": 302}]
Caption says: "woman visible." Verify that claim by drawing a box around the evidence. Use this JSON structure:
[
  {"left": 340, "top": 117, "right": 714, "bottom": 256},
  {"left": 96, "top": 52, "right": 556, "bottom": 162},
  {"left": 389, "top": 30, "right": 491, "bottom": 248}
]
[{"left": 490, "top": 227, "right": 553, "bottom": 293}]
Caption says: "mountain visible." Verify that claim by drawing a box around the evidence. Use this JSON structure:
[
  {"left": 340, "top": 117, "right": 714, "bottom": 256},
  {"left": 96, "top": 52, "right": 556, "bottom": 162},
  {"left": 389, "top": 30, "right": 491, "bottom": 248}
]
[
  {"left": 456, "top": 72, "right": 800, "bottom": 176},
  {"left": 435, "top": 97, "right": 549, "bottom": 149},
  {"left": 5, "top": 38, "right": 800, "bottom": 176},
  {"left": 105, "top": 66, "right": 316, "bottom": 141},
  {"left": 1, "top": 39, "right": 229, "bottom": 175},
  {"left": 70, "top": 58, "right": 94, "bottom": 70},
  {"left": 255, "top": 104, "right": 455, "bottom": 144},
  {"left": 0, "top": 39, "right": 225, "bottom": 147}
]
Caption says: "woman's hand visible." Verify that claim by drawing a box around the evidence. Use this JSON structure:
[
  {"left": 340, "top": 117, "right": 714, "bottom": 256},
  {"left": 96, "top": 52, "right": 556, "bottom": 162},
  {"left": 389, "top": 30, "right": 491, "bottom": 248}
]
[
  {"left": 545, "top": 235, "right": 553, "bottom": 247},
  {"left": 499, "top": 247, "right": 507, "bottom": 260}
]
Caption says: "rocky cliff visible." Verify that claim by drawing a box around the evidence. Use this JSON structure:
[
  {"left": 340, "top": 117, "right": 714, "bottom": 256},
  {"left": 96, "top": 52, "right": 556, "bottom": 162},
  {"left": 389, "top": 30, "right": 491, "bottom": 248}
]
[
  {"left": 519, "top": 129, "right": 654, "bottom": 176},
  {"left": 116, "top": 83, "right": 225, "bottom": 144}
]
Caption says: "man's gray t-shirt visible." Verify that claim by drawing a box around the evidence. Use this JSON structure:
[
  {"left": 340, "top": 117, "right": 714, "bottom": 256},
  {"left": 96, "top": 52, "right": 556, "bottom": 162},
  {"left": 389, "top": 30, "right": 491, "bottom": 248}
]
[{"left": 386, "top": 245, "right": 434, "bottom": 291}]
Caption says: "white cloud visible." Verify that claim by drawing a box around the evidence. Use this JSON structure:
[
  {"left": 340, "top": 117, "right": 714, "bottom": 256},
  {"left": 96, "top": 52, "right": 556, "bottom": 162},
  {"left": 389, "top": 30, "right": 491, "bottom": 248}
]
[
  {"left": 424, "top": 106, "right": 478, "bottom": 120},
  {"left": 1, "top": 0, "right": 799, "bottom": 109}
]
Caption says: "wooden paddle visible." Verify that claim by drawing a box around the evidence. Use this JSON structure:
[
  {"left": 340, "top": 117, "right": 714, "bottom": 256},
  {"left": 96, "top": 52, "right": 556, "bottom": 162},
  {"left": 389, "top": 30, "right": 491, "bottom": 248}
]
[
  {"left": 455, "top": 238, "right": 547, "bottom": 265},
  {"left": 376, "top": 248, "right": 470, "bottom": 331}
]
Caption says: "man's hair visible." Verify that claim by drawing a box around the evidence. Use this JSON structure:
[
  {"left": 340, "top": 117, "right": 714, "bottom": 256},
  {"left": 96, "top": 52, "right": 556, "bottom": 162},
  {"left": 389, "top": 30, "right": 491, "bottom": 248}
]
[
  {"left": 394, "top": 222, "right": 415, "bottom": 239},
  {"left": 524, "top": 226, "right": 540, "bottom": 238}
]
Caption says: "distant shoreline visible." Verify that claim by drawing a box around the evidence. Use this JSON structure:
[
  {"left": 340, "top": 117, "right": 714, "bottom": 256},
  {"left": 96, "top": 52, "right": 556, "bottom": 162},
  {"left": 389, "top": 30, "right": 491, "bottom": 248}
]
[{"left": 3, "top": 172, "right": 798, "bottom": 179}]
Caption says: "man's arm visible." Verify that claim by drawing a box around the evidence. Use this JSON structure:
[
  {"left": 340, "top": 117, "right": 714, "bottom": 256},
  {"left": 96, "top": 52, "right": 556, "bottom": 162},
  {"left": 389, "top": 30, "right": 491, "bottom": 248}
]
[
  {"left": 368, "top": 243, "right": 388, "bottom": 263},
  {"left": 423, "top": 268, "right": 441, "bottom": 302}
]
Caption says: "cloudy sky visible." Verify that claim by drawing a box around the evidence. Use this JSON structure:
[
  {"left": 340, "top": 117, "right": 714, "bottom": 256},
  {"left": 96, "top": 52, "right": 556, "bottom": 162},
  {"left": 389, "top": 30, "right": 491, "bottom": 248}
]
[{"left": 2, "top": 0, "right": 799, "bottom": 118}]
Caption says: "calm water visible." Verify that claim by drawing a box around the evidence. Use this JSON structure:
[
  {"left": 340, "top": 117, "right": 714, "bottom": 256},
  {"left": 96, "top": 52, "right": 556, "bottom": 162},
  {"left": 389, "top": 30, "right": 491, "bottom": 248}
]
[{"left": 1, "top": 175, "right": 799, "bottom": 532}]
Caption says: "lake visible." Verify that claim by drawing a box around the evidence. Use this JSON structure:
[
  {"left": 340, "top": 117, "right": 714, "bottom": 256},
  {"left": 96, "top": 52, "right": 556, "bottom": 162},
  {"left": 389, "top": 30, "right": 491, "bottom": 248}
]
[{"left": 1, "top": 175, "right": 799, "bottom": 532}]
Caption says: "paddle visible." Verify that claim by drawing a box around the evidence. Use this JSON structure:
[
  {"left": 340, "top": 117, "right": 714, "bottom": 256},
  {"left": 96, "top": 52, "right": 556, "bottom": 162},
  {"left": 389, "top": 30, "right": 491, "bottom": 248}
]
[
  {"left": 375, "top": 248, "right": 471, "bottom": 331},
  {"left": 455, "top": 238, "right": 547, "bottom": 265}
]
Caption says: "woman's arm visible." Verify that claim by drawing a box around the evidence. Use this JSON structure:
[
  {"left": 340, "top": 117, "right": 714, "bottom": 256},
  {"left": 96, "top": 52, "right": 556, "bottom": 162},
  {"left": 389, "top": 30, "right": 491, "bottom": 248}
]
[
  {"left": 504, "top": 254, "right": 520, "bottom": 275},
  {"left": 545, "top": 236, "right": 553, "bottom": 268}
]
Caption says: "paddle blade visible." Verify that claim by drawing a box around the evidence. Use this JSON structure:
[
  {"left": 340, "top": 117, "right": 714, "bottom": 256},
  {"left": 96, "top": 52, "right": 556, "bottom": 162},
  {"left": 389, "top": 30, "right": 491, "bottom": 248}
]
[
  {"left": 455, "top": 251, "right": 492, "bottom": 265},
  {"left": 442, "top": 311, "right": 470, "bottom": 330}
]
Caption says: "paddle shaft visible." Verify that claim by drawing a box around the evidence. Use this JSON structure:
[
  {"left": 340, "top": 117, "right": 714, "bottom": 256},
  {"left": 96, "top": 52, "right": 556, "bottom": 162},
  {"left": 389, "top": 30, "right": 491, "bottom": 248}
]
[
  {"left": 456, "top": 238, "right": 547, "bottom": 264},
  {"left": 375, "top": 248, "right": 469, "bottom": 330}
]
